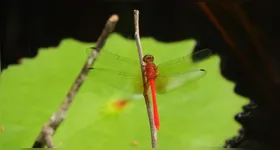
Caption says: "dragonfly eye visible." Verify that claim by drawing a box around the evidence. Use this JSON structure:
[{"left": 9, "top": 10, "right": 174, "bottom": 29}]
[{"left": 143, "top": 54, "right": 154, "bottom": 62}]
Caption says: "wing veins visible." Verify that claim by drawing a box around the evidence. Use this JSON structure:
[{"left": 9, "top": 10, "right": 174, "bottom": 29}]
[{"left": 156, "top": 49, "right": 212, "bottom": 76}]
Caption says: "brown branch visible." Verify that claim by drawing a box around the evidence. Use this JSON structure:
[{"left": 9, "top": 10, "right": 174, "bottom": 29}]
[
  {"left": 133, "top": 9, "right": 158, "bottom": 148},
  {"left": 32, "top": 14, "right": 119, "bottom": 148}
]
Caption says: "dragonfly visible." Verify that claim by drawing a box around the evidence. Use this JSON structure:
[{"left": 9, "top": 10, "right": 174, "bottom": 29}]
[{"left": 86, "top": 47, "right": 212, "bottom": 130}]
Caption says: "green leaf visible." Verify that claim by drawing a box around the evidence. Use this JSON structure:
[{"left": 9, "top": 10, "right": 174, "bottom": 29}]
[{"left": 0, "top": 34, "right": 247, "bottom": 149}]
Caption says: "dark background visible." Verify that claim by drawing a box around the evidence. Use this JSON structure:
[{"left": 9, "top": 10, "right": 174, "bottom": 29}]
[{"left": 1, "top": 0, "right": 280, "bottom": 149}]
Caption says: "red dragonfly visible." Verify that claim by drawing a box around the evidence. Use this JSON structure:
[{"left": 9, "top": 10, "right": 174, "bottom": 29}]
[{"left": 86, "top": 48, "right": 212, "bottom": 130}]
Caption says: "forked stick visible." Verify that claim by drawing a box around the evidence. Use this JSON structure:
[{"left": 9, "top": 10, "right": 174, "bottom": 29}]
[
  {"left": 32, "top": 14, "right": 119, "bottom": 148},
  {"left": 133, "top": 10, "right": 158, "bottom": 148}
]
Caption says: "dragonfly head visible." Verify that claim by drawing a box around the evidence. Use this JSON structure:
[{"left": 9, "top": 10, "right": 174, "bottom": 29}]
[{"left": 143, "top": 54, "right": 154, "bottom": 63}]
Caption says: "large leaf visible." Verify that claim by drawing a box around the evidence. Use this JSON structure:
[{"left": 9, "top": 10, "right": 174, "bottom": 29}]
[{"left": 0, "top": 34, "right": 247, "bottom": 149}]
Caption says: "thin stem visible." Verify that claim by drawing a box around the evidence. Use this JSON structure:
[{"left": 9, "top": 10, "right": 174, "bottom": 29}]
[
  {"left": 133, "top": 9, "right": 158, "bottom": 148},
  {"left": 32, "top": 14, "right": 119, "bottom": 148}
]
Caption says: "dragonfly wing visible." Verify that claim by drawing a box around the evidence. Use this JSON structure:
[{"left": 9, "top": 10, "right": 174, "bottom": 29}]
[
  {"left": 88, "top": 68, "right": 144, "bottom": 95},
  {"left": 155, "top": 68, "right": 207, "bottom": 94},
  {"left": 86, "top": 47, "right": 147, "bottom": 95},
  {"left": 86, "top": 47, "right": 140, "bottom": 74},
  {"left": 157, "top": 49, "right": 212, "bottom": 76}
]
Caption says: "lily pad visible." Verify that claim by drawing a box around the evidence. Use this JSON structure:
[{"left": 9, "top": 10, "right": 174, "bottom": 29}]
[{"left": 0, "top": 34, "right": 247, "bottom": 149}]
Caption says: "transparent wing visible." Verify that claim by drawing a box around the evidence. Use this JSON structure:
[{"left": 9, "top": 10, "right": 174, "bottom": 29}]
[
  {"left": 85, "top": 47, "right": 140, "bottom": 74},
  {"left": 86, "top": 48, "right": 211, "bottom": 94},
  {"left": 88, "top": 68, "right": 145, "bottom": 95},
  {"left": 157, "top": 49, "right": 212, "bottom": 77},
  {"left": 155, "top": 69, "right": 207, "bottom": 94},
  {"left": 155, "top": 49, "right": 211, "bottom": 94},
  {"left": 86, "top": 47, "right": 147, "bottom": 94}
]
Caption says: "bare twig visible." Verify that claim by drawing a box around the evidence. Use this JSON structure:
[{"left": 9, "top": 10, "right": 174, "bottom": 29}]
[
  {"left": 32, "top": 14, "right": 119, "bottom": 148},
  {"left": 133, "top": 10, "right": 158, "bottom": 148}
]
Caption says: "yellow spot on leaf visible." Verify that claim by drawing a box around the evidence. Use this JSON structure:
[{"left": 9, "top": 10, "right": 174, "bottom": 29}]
[
  {"left": 102, "top": 97, "right": 133, "bottom": 116},
  {"left": 131, "top": 140, "right": 138, "bottom": 147},
  {"left": 0, "top": 126, "right": 4, "bottom": 132}
]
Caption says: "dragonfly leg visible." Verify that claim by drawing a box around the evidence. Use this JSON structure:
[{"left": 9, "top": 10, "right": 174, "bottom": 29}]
[{"left": 143, "top": 78, "right": 150, "bottom": 94}]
